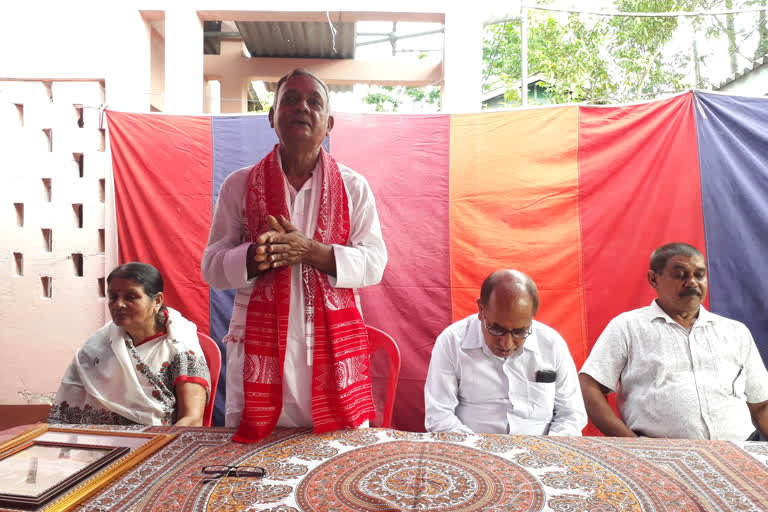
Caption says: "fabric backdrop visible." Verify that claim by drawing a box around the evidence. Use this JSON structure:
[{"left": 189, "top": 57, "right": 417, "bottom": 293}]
[{"left": 106, "top": 91, "right": 768, "bottom": 431}]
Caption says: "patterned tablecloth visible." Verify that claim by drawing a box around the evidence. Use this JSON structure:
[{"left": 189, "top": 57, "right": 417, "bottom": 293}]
[{"left": 67, "top": 427, "right": 768, "bottom": 512}]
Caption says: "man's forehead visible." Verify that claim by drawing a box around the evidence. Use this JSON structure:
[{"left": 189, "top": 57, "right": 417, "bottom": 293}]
[
  {"left": 666, "top": 254, "right": 706, "bottom": 271},
  {"left": 484, "top": 294, "right": 534, "bottom": 317},
  {"left": 281, "top": 76, "right": 326, "bottom": 97}
]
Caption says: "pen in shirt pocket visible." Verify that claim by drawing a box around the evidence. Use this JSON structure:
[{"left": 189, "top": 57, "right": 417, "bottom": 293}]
[{"left": 732, "top": 364, "right": 743, "bottom": 395}]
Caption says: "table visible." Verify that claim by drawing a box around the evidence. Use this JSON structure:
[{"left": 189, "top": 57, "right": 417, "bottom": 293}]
[{"left": 6, "top": 426, "right": 768, "bottom": 511}]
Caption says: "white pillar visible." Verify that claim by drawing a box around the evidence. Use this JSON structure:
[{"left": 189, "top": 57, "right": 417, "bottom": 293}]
[
  {"left": 105, "top": 8, "right": 151, "bottom": 112},
  {"left": 442, "top": 6, "right": 483, "bottom": 113},
  {"left": 218, "top": 40, "right": 248, "bottom": 113},
  {"left": 103, "top": 7, "right": 152, "bottom": 297},
  {"left": 164, "top": 9, "right": 204, "bottom": 113}
]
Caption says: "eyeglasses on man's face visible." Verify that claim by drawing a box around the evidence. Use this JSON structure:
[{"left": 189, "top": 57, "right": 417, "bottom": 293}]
[
  {"left": 483, "top": 319, "right": 533, "bottom": 339},
  {"left": 201, "top": 465, "right": 266, "bottom": 481}
]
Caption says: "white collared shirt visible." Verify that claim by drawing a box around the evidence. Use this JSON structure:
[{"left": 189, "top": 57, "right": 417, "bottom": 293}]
[
  {"left": 580, "top": 300, "right": 768, "bottom": 441},
  {"left": 424, "top": 314, "right": 586, "bottom": 435},
  {"left": 201, "top": 156, "right": 387, "bottom": 428}
]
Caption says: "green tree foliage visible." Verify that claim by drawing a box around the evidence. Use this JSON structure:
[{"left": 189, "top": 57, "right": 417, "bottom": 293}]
[
  {"left": 748, "top": 0, "right": 768, "bottom": 59},
  {"left": 362, "top": 85, "right": 441, "bottom": 112},
  {"left": 484, "top": 0, "right": 697, "bottom": 104}
]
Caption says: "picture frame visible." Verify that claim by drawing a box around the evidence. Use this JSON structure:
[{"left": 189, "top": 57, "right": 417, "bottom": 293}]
[
  {"left": 0, "top": 440, "right": 129, "bottom": 509},
  {"left": 0, "top": 425, "right": 176, "bottom": 512}
]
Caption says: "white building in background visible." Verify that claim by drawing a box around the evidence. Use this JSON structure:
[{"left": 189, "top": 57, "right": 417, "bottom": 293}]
[{"left": 714, "top": 56, "right": 768, "bottom": 97}]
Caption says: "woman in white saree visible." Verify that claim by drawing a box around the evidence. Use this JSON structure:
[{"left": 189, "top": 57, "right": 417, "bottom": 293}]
[{"left": 49, "top": 263, "right": 210, "bottom": 426}]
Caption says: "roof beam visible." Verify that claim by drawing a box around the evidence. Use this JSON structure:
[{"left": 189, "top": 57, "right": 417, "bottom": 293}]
[
  {"left": 205, "top": 52, "right": 441, "bottom": 87},
  {"left": 197, "top": 10, "right": 444, "bottom": 23}
]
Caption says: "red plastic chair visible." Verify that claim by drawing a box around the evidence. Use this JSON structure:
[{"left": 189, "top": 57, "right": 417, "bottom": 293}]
[
  {"left": 367, "top": 325, "right": 401, "bottom": 429},
  {"left": 196, "top": 332, "right": 221, "bottom": 427}
]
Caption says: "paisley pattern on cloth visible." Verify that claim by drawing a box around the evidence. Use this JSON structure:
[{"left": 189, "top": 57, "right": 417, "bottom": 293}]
[{"left": 77, "top": 427, "right": 768, "bottom": 512}]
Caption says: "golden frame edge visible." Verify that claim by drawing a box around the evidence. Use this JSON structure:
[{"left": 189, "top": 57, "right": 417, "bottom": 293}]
[{"left": 0, "top": 424, "right": 177, "bottom": 512}]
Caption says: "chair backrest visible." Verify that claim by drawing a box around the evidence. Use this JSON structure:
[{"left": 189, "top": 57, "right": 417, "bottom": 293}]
[
  {"left": 366, "top": 325, "right": 401, "bottom": 429},
  {"left": 196, "top": 332, "right": 221, "bottom": 427}
]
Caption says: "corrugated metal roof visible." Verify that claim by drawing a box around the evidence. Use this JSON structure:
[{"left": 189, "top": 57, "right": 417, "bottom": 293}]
[
  {"left": 235, "top": 21, "right": 356, "bottom": 59},
  {"left": 714, "top": 56, "right": 768, "bottom": 90}
]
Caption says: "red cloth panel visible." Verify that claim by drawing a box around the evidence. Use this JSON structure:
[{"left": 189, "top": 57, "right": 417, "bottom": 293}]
[
  {"left": 578, "top": 92, "right": 707, "bottom": 351},
  {"left": 331, "top": 113, "right": 452, "bottom": 432},
  {"left": 578, "top": 93, "right": 706, "bottom": 435},
  {"left": 107, "top": 111, "right": 213, "bottom": 333}
]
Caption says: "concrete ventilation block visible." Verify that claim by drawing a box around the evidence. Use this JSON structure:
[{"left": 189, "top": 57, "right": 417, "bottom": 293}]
[
  {"left": 72, "top": 253, "right": 84, "bottom": 276},
  {"left": 41, "top": 276, "right": 52, "bottom": 298},
  {"left": 13, "top": 253, "right": 23, "bottom": 276},
  {"left": 42, "top": 178, "right": 52, "bottom": 202},
  {"left": 72, "top": 204, "right": 83, "bottom": 228},
  {"left": 14, "top": 203, "right": 23, "bottom": 227},
  {"left": 42, "top": 128, "right": 52, "bottom": 152},
  {"left": 74, "top": 105, "right": 84, "bottom": 128},
  {"left": 74, "top": 153, "right": 84, "bottom": 178},
  {"left": 41, "top": 228, "right": 52, "bottom": 252}
]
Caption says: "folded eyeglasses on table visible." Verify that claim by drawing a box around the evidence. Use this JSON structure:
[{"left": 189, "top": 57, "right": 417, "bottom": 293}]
[{"left": 201, "top": 465, "right": 266, "bottom": 481}]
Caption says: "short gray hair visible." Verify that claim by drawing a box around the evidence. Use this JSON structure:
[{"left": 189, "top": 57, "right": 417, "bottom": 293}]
[{"left": 649, "top": 243, "right": 704, "bottom": 274}]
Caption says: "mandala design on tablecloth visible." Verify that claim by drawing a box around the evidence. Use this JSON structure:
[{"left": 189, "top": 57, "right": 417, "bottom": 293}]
[
  {"left": 388, "top": 430, "right": 428, "bottom": 441},
  {"left": 541, "top": 472, "right": 601, "bottom": 490},
  {"left": 68, "top": 428, "right": 768, "bottom": 512},
  {"left": 264, "top": 461, "right": 309, "bottom": 480},
  {"left": 477, "top": 434, "right": 529, "bottom": 453},
  {"left": 744, "top": 442, "right": 768, "bottom": 456},
  {"left": 209, "top": 479, "right": 292, "bottom": 506},
  {"left": 546, "top": 437, "right": 715, "bottom": 512},
  {"left": 484, "top": 436, "right": 569, "bottom": 468},
  {"left": 603, "top": 438, "right": 768, "bottom": 512},
  {"left": 295, "top": 440, "right": 545, "bottom": 512},
  {"left": 288, "top": 438, "right": 340, "bottom": 461},
  {"left": 430, "top": 431, "right": 471, "bottom": 443},
  {"left": 335, "top": 428, "right": 381, "bottom": 447}
]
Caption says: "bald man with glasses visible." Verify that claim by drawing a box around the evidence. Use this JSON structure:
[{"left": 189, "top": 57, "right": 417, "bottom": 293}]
[{"left": 424, "top": 270, "right": 586, "bottom": 435}]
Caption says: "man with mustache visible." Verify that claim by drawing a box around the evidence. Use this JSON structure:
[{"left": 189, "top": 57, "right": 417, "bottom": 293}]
[
  {"left": 202, "top": 69, "right": 387, "bottom": 442},
  {"left": 424, "top": 270, "right": 586, "bottom": 435},
  {"left": 579, "top": 243, "right": 768, "bottom": 441}
]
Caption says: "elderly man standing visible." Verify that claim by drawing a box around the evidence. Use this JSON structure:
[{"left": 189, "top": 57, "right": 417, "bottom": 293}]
[
  {"left": 424, "top": 270, "right": 586, "bottom": 435},
  {"left": 202, "top": 69, "right": 387, "bottom": 442},
  {"left": 580, "top": 242, "right": 768, "bottom": 441}
]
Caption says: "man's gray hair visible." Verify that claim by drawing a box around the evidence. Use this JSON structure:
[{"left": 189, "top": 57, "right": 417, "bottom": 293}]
[{"left": 649, "top": 242, "right": 704, "bottom": 274}]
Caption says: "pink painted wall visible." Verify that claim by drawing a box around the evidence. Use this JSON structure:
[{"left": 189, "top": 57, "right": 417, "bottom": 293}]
[{"left": 1, "top": 80, "right": 107, "bottom": 405}]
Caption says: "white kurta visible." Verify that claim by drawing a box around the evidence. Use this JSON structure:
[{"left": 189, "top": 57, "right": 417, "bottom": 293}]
[
  {"left": 424, "top": 314, "right": 587, "bottom": 436},
  {"left": 580, "top": 300, "right": 768, "bottom": 441},
  {"left": 201, "top": 156, "right": 387, "bottom": 427}
]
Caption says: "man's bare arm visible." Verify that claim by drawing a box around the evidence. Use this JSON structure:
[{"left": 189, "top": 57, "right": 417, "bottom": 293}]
[
  {"left": 747, "top": 400, "right": 768, "bottom": 439},
  {"left": 579, "top": 373, "right": 637, "bottom": 438}
]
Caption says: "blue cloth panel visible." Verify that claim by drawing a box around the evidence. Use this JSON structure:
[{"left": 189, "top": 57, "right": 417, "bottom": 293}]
[{"left": 694, "top": 92, "right": 768, "bottom": 365}]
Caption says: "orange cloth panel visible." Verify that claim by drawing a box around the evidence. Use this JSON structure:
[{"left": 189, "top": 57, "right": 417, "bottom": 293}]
[{"left": 449, "top": 107, "right": 588, "bottom": 365}]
